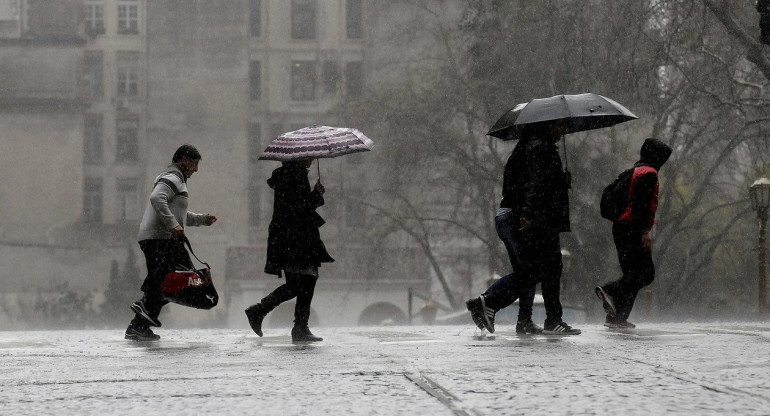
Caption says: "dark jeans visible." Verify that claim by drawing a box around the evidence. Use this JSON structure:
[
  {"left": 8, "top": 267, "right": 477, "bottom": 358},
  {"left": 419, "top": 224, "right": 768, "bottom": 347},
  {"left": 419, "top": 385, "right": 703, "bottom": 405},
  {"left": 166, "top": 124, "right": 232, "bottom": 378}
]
[
  {"left": 130, "top": 239, "right": 193, "bottom": 329},
  {"left": 600, "top": 224, "right": 655, "bottom": 321},
  {"left": 483, "top": 211, "right": 564, "bottom": 323},
  {"left": 257, "top": 272, "right": 318, "bottom": 328}
]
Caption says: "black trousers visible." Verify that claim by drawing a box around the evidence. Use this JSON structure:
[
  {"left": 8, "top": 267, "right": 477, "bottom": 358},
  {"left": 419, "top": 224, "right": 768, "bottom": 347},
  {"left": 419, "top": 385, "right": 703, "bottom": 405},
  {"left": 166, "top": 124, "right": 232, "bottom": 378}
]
[
  {"left": 130, "top": 239, "right": 193, "bottom": 328},
  {"left": 601, "top": 224, "right": 655, "bottom": 321},
  {"left": 483, "top": 227, "right": 564, "bottom": 325},
  {"left": 258, "top": 272, "right": 318, "bottom": 328}
]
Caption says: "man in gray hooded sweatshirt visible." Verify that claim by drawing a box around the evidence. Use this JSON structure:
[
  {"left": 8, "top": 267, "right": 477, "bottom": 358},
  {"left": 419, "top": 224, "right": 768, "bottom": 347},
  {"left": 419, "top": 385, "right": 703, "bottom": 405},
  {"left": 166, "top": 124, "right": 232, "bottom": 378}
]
[
  {"left": 125, "top": 144, "right": 217, "bottom": 341},
  {"left": 595, "top": 138, "right": 672, "bottom": 328}
]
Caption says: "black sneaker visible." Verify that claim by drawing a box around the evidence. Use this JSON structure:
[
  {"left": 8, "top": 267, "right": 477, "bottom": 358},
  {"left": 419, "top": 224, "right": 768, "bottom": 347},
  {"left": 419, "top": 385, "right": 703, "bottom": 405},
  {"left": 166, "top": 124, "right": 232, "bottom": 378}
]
[
  {"left": 466, "top": 296, "right": 495, "bottom": 333},
  {"left": 516, "top": 319, "right": 543, "bottom": 334},
  {"left": 466, "top": 298, "right": 486, "bottom": 330},
  {"left": 125, "top": 325, "right": 160, "bottom": 341},
  {"left": 595, "top": 287, "right": 616, "bottom": 317},
  {"left": 130, "top": 299, "right": 161, "bottom": 327},
  {"left": 543, "top": 321, "right": 581, "bottom": 335}
]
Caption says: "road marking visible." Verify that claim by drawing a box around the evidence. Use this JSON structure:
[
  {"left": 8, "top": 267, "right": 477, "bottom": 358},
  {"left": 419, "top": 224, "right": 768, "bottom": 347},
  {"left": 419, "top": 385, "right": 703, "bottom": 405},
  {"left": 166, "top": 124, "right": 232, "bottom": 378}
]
[{"left": 405, "top": 372, "right": 483, "bottom": 416}]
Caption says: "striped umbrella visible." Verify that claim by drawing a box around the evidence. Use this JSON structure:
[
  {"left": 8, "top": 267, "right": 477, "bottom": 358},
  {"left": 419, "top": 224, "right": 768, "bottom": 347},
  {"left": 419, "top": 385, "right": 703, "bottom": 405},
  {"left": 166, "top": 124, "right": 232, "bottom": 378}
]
[{"left": 259, "top": 125, "right": 374, "bottom": 162}]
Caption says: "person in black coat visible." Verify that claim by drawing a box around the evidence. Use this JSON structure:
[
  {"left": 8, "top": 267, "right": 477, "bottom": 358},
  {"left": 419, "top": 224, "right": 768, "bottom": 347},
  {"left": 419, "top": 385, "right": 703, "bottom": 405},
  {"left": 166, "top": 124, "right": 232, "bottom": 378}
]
[
  {"left": 245, "top": 158, "right": 334, "bottom": 343},
  {"left": 467, "top": 123, "right": 581, "bottom": 335},
  {"left": 595, "top": 138, "right": 672, "bottom": 328}
]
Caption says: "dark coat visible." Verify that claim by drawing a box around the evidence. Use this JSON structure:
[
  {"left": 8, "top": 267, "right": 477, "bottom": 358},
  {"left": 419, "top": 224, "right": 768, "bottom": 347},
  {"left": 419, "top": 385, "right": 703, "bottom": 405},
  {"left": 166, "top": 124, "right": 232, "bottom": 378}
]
[
  {"left": 621, "top": 138, "right": 673, "bottom": 233},
  {"left": 264, "top": 163, "right": 334, "bottom": 276},
  {"left": 500, "top": 136, "right": 570, "bottom": 233}
]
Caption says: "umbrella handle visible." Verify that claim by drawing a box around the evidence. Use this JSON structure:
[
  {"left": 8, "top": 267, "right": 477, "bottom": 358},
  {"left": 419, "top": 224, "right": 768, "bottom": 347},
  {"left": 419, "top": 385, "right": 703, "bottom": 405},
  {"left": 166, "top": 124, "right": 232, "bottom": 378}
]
[
  {"left": 317, "top": 158, "right": 321, "bottom": 181},
  {"left": 562, "top": 135, "right": 569, "bottom": 173},
  {"left": 562, "top": 135, "right": 572, "bottom": 189}
]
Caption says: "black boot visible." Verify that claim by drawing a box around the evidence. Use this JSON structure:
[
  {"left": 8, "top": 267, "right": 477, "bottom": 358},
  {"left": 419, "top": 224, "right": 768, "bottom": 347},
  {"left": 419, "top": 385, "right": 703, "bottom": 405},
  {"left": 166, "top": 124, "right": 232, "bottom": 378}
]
[
  {"left": 292, "top": 326, "right": 323, "bottom": 343},
  {"left": 290, "top": 274, "right": 321, "bottom": 343},
  {"left": 245, "top": 282, "right": 298, "bottom": 337},
  {"left": 245, "top": 304, "right": 268, "bottom": 337}
]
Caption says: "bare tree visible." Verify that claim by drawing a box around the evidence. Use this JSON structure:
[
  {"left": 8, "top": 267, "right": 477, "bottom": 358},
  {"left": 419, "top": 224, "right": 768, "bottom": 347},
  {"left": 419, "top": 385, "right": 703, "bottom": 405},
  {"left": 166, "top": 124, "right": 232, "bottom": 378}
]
[{"left": 343, "top": 0, "right": 770, "bottom": 318}]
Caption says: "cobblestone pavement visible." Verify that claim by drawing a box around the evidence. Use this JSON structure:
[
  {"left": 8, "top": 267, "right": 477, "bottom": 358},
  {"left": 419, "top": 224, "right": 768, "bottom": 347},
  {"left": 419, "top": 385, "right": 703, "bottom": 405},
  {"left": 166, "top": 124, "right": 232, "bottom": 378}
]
[{"left": 1, "top": 322, "right": 769, "bottom": 415}]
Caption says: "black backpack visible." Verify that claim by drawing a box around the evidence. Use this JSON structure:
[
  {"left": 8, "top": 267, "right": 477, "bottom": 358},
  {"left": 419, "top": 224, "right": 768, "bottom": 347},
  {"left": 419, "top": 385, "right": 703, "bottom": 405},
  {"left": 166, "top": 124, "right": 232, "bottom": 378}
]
[{"left": 600, "top": 168, "right": 634, "bottom": 221}]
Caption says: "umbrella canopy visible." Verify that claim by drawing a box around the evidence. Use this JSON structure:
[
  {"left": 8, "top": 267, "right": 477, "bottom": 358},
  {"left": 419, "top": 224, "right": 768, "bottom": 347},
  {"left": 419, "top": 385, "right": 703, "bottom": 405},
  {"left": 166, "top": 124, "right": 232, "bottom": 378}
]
[
  {"left": 259, "top": 125, "right": 374, "bottom": 161},
  {"left": 487, "top": 93, "right": 638, "bottom": 141}
]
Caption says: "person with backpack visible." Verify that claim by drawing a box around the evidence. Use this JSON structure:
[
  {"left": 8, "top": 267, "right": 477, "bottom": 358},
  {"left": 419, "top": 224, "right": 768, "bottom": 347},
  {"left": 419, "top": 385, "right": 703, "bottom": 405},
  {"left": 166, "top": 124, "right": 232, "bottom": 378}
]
[
  {"left": 466, "top": 122, "right": 581, "bottom": 335},
  {"left": 126, "top": 144, "right": 218, "bottom": 341},
  {"left": 596, "top": 138, "right": 672, "bottom": 328}
]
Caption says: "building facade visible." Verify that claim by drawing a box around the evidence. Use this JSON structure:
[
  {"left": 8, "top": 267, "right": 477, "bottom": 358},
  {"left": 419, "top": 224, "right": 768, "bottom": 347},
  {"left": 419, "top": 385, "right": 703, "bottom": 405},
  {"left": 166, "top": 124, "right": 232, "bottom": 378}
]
[{"left": 0, "top": 0, "right": 430, "bottom": 328}]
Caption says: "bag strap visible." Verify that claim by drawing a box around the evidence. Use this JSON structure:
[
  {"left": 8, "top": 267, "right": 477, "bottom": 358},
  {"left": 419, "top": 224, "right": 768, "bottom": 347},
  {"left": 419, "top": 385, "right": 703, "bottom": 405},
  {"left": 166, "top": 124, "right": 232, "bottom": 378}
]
[{"left": 182, "top": 236, "right": 210, "bottom": 269}]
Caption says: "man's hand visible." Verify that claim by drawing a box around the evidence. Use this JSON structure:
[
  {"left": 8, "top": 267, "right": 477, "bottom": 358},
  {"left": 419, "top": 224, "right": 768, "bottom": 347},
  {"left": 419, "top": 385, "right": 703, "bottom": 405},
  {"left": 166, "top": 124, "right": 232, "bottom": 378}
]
[
  {"left": 171, "top": 225, "right": 186, "bottom": 240},
  {"left": 314, "top": 179, "right": 325, "bottom": 194},
  {"left": 204, "top": 214, "right": 217, "bottom": 226},
  {"left": 641, "top": 232, "right": 653, "bottom": 250}
]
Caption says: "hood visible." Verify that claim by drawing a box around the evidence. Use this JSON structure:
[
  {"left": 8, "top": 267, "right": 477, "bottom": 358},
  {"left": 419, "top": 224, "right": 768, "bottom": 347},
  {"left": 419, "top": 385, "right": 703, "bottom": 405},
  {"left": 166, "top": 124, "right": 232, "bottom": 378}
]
[
  {"left": 266, "top": 162, "right": 307, "bottom": 189},
  {"left": 638, "top": 138, "right": 672, "bottom": 170}
]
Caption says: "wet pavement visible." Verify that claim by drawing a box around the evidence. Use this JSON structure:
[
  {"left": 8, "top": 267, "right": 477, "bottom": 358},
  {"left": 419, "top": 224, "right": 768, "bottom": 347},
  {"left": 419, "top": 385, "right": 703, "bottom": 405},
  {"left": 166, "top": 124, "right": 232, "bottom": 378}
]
[{"left": 1, "top": 322, "right": 769, "bottom": 415}]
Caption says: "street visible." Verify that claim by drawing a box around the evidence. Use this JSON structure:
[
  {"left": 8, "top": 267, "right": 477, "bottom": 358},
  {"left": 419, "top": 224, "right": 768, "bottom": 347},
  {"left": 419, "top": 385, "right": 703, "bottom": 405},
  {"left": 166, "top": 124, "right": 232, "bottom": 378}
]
[{"left": 1, "top": 322, "right": 769, "bottom": 415}]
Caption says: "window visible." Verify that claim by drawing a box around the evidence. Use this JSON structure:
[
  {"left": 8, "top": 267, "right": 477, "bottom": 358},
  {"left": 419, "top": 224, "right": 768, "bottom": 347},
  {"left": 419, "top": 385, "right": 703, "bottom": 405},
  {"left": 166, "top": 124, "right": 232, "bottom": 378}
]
[
  {"left": 346, "top": 0, "right": 362, "bottom": 39},
  {"left": 83, "top": 177, "right": 103, "bottom": 223},
  {"left": 291, "top": 61, "right": 316, "bottom": 101},
  {"left": 83, "top": 51, "right": 103, "bottom": 99},
  {"left": 249, "top": 0, "right": 261, "bottom": 37},
  {"left": 85, "top": 1, "right": 105, "bottom": 35},
  {"left": 248, "top": 184, "right": 260, "bottom": 226},
  {"left": 116, "top": 118, "right": 139, "bottom": 163},
  {"left": 117, "top": 0, "right": 139, "bottom": 35},
  {"left": 117, "top": 51, "right": 140, "bottom": 97},
  {"left": 345, "top": 61, "right": 363, "bottom": 101},
  {"left": 322, "top": 61, "right": 340, "bottom": 95},
  {"left": 249, "top": 61, "right": 261, "bottom": 101},
  {"left": 84, "top": 114, "right": 103, "bottom": 164},
  {"left": 116, "top": 178, "right": 140, "bottom": 221},
  {"left": 291, "top": 0, "right": 316, "bottom": 39},
  {"left": 248, "top": 122, "right": 261, "bottom": 163}
]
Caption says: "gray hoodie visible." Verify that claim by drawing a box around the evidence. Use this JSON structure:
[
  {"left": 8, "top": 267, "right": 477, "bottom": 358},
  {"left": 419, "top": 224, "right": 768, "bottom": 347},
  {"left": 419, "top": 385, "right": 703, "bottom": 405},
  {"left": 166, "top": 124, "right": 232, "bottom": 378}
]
[{"left": 137, "top": 164, "right": 207, "bottom": 241}]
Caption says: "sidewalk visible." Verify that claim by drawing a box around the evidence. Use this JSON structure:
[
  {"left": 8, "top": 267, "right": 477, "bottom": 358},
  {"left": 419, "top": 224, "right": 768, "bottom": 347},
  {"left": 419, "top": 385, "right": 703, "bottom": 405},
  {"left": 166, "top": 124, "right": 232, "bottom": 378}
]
[{"left": 1, "top": 322, "right": 769, "bottom": 415}]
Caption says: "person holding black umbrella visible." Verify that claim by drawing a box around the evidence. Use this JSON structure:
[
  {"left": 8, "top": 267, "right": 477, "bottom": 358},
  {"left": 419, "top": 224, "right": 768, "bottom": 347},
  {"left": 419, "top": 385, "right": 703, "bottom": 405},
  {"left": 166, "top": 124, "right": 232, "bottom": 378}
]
[{"left": 467, "top": 122, "right": 581, "bottom": 335}]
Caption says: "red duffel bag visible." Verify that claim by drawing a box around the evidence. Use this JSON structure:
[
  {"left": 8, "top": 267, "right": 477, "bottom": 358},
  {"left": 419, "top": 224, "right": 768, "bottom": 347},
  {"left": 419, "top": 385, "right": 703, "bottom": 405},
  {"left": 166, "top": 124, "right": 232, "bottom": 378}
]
[{"left": 160, "top": 238, "right": 219, "bottom": 310}]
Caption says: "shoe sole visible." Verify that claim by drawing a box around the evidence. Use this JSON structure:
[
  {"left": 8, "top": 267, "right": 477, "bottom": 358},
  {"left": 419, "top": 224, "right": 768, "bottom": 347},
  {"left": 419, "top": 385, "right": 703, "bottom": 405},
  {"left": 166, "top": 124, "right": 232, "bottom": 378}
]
[
  {"left": 124, "top": 333, "right": 160, "bottom": 341},
  {"left": 595, "top": 287, "right": 616, "bottom": 317},
  {"left": 130, "top": 303, "right": 161, "bottom": 327},
  {"left": 479, "top": 296, "right": 495, "bottom": 333},
  {"left": 542, "top": 331, "right": 581, "bottom": 336}
]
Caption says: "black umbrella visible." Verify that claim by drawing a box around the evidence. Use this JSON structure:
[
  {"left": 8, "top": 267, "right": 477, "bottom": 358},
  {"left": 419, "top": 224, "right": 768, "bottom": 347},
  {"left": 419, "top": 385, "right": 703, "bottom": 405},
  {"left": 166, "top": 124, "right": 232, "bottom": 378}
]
[
  {"left": 487, "top": 93, "right": 638, "bottom": 141},
  {"left": 488, "top": 93, "right": 639, "bottom": 174}
]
